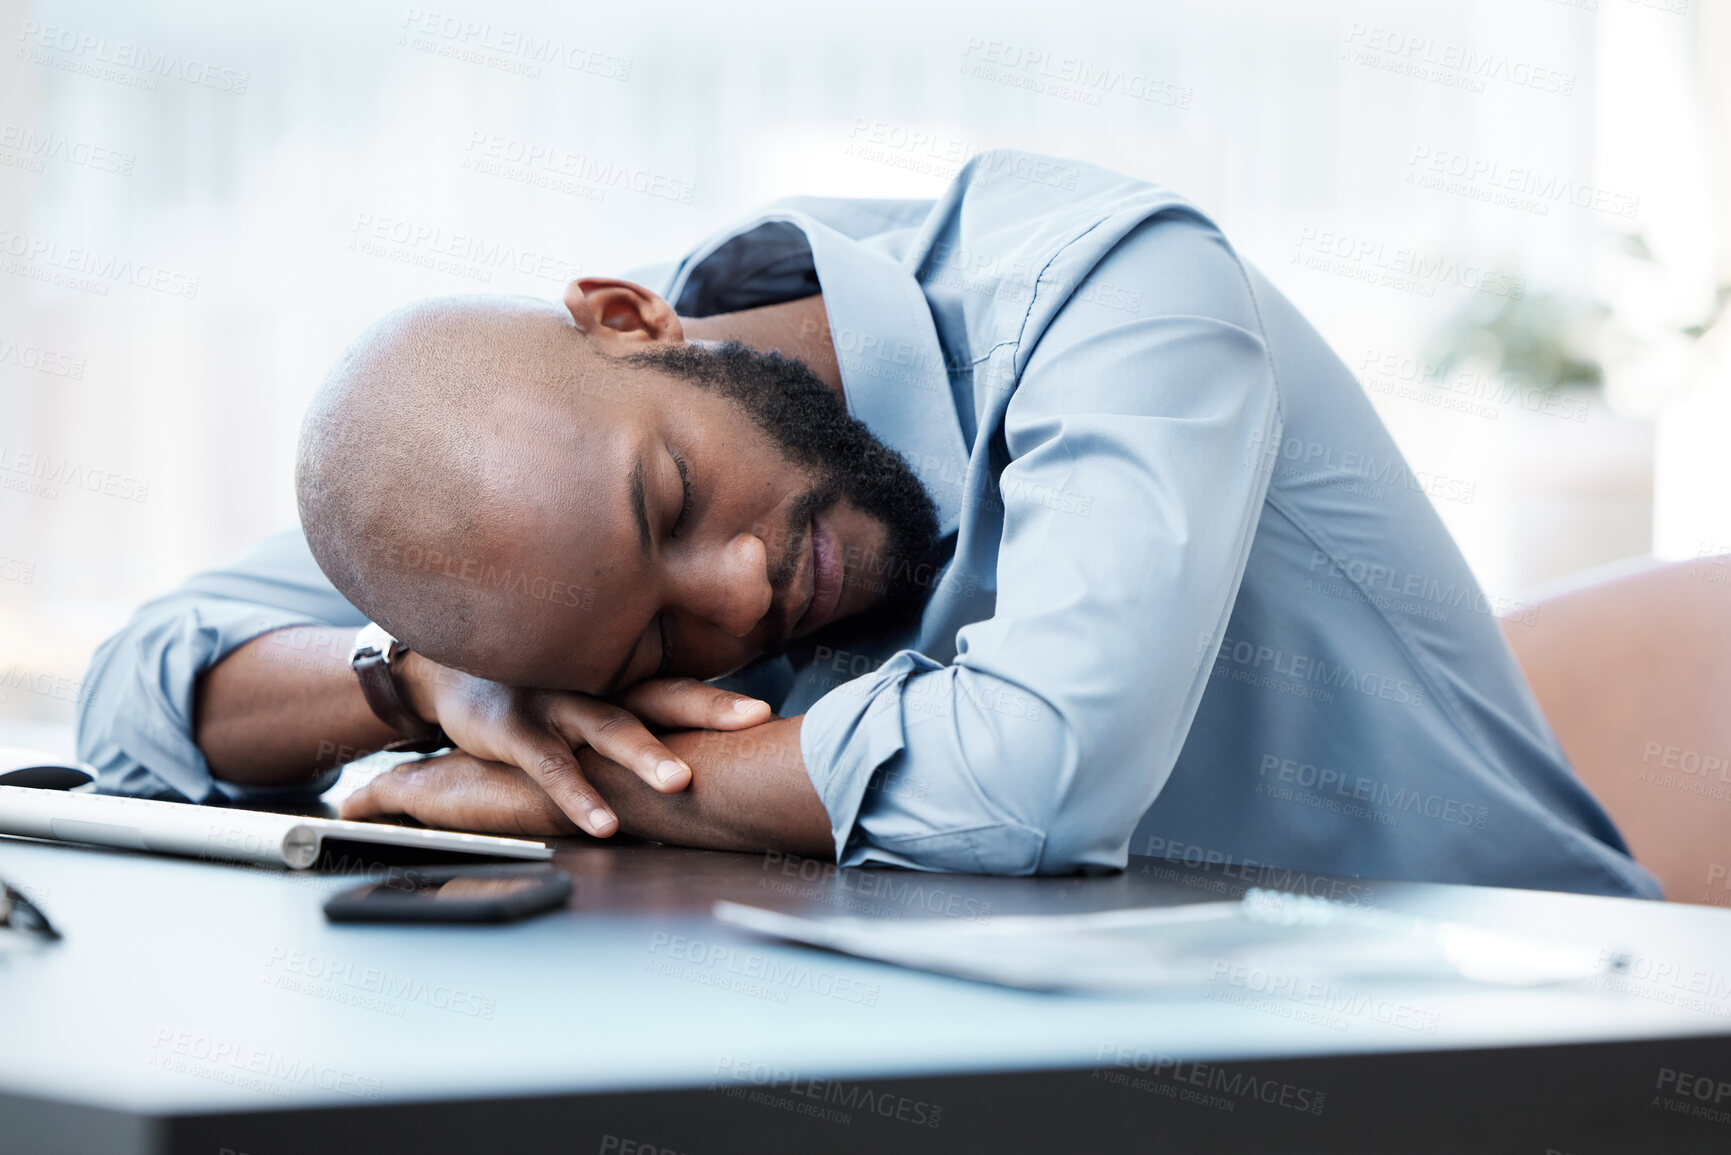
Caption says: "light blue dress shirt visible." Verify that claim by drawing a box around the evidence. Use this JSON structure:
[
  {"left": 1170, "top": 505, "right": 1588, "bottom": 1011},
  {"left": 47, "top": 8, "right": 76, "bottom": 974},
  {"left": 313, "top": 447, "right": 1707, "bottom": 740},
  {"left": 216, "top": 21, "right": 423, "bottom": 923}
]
[{"left": 78, "top": 151, "right": 1658, "bottom": 898}]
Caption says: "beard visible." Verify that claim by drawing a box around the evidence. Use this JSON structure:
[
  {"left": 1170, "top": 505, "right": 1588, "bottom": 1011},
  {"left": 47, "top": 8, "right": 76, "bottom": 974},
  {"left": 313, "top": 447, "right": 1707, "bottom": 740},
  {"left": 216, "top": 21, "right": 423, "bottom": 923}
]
[{"left": 627, "top": 339, "right": 942, "bottom": 623}]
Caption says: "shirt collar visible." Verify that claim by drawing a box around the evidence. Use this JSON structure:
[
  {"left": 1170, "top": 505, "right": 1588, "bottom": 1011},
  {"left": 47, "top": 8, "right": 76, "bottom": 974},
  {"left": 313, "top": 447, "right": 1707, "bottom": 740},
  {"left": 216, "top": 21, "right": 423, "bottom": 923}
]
[{"left": 664, "top": 210, "right": 970, "bottom": 538}]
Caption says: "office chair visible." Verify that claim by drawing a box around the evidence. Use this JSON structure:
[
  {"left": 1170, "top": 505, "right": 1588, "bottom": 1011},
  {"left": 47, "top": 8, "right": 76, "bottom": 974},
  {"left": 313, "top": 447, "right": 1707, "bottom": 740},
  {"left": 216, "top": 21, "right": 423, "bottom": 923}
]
[{"left": 1500, "top": 554, "right": 1731, "bottom": 903}]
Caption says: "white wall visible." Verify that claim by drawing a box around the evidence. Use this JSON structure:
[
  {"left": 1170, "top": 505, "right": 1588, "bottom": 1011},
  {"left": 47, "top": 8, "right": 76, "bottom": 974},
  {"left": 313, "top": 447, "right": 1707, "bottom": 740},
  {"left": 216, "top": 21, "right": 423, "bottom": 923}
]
[{"left": 1, "top": 0, "right": 1722, "bottom": 734}]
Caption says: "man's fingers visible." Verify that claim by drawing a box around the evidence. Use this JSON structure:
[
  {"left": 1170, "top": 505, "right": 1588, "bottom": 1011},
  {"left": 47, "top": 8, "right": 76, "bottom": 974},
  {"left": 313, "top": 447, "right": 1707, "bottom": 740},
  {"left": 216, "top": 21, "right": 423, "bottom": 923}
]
[
  {"left": 618, "top": 677, "right": 773, "bottom": 731},
  {"left": 550, "top": 696, "right": 694, "bottom": 794},
  {"left": 504, "top": 727, "right": 621, "bottom": 835},
  {"left": 338, "top": 753, "right": 579, "bottom": 837}
]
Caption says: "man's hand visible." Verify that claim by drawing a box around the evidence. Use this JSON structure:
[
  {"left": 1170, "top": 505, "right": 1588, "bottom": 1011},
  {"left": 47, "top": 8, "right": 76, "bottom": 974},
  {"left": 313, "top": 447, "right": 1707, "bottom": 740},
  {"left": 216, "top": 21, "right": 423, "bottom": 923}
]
[
  {"left": 341, "top": 750, "right": 580, "bottom": 836},
  {"left": 397, "top": 654, "right": 773, "bottom": 836},
  {"left": 341, "top": 715, "right": 833, "bottom": 857}
]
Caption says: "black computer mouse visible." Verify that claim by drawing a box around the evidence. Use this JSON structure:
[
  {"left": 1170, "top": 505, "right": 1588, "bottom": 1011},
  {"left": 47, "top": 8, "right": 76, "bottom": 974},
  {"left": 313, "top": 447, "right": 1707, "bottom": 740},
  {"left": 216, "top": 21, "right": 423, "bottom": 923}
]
[{"left": 0, "top": 763, "right": 96, "bottom": 791}]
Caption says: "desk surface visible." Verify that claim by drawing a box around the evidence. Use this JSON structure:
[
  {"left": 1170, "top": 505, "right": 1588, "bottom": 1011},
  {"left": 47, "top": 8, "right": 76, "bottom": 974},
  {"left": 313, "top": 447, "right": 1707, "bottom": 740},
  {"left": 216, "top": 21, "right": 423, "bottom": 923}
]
[{"left": 3, "top": 832, "right": 1730, "bottom": 1154}]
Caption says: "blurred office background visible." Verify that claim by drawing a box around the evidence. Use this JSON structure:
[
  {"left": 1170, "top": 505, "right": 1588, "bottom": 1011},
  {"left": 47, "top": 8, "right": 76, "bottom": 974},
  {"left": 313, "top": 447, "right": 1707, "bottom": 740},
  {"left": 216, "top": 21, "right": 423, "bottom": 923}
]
[{"left": 3, "top": 0, "right": 1729, "bottom": 748}]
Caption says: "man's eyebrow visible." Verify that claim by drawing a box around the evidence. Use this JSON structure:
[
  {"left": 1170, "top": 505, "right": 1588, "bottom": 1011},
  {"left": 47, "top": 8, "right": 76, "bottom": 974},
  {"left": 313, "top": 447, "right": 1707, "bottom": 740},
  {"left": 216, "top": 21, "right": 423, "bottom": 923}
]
[{"left": 630, "top": 455, "right": 651, "bottom": 563}]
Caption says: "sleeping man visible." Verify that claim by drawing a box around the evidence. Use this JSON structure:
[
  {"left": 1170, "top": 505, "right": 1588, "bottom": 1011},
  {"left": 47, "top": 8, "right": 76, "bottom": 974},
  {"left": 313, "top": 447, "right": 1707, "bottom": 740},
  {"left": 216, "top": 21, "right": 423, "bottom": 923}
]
[{"left": 77, "top": 150, "right": 1658, "bottom": 896}]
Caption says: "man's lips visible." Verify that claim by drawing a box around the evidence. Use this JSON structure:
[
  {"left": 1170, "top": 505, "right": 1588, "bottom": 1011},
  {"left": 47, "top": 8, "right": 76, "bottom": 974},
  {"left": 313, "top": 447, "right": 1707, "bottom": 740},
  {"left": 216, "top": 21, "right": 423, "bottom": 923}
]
[{"left": 794, "top": 515, "right": 844, "bottom": 636}]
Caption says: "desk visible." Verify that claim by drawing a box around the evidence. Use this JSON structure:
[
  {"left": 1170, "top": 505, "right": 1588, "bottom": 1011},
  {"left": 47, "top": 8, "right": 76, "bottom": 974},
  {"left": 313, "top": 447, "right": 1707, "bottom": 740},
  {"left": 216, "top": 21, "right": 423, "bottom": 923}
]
[{"left": 2, "top": 834, "right": 1729, "bottom": 1154}]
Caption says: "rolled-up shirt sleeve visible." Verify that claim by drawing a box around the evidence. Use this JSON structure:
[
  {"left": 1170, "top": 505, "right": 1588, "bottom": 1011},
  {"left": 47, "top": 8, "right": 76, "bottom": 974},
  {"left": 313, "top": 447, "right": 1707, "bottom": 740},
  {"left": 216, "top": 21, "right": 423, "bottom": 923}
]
[
  {"left": 76, "top": 528, "right": 364, "bottom": 802},
  {"left": 801, "top": 220, "right": 1283, "bottom": 874}
]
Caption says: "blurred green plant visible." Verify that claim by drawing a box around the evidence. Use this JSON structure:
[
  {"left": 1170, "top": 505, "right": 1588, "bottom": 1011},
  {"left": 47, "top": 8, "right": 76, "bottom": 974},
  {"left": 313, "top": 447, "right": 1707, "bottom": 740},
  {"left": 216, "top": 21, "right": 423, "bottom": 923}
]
[
  {"left": 1423, "top": 234, "right": 1729, "bottom": 399},
  {"left": 1426, "top": 288, "right": 1610, "bottom": 394}
]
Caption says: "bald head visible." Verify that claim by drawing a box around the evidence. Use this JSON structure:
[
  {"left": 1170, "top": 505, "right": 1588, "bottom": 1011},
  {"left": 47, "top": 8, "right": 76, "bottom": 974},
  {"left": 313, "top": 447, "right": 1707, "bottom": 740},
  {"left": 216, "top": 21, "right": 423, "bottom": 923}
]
[{"left": 296, "top": 295, "right": 598, "bottom": 665}]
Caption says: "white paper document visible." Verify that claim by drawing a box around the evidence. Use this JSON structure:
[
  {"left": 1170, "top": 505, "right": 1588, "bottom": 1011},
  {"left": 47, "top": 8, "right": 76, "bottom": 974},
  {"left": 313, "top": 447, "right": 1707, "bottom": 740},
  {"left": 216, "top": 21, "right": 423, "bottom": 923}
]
[{"left": 714, "top": 889, "right": 1621, "bottom": 994}]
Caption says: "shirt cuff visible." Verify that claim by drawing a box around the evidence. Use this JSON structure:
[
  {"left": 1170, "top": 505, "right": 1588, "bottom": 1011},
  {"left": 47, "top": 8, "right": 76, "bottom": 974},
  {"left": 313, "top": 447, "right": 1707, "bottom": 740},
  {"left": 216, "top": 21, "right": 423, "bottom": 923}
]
[
  {"left": 799, "top": 649, "right": 938, "bottom": 861},
  {"left": 78, "top": 605, "right": 333, "bottom": 803}
]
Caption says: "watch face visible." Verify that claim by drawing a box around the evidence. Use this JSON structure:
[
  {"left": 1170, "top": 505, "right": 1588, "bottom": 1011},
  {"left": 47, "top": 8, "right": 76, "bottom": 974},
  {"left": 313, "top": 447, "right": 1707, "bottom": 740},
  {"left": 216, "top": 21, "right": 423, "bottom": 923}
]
[{"left": 350, "top": 622, "right": 395, "bottom": 666}]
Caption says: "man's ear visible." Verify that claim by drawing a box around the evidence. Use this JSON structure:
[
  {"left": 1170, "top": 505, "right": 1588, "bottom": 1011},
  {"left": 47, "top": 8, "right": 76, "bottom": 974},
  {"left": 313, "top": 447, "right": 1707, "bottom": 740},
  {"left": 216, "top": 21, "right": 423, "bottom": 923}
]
[{"left": 563, "top": 278, "right": 685, "bottom": 348}]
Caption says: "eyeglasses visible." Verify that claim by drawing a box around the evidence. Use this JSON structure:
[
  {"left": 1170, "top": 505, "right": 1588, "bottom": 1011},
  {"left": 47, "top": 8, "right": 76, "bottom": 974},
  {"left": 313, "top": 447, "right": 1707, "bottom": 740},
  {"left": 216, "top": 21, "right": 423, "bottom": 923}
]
[{"left": 0, "top": 876, "right": 60, "bottom": 941}]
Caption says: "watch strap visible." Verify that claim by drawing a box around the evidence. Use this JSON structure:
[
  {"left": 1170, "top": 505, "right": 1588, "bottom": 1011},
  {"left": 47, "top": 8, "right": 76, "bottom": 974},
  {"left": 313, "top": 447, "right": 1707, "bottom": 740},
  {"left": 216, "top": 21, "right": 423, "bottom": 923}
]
[{"left": 350, "top": 625, "right": 448, "bottom": 754}]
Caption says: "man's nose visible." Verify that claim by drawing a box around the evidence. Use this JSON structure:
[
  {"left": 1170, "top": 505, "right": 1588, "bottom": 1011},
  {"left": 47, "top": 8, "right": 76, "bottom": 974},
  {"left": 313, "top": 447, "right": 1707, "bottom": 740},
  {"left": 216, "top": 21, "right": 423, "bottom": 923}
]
[{"left": 683, "top": 532, "right": 774, "bottom": 638}]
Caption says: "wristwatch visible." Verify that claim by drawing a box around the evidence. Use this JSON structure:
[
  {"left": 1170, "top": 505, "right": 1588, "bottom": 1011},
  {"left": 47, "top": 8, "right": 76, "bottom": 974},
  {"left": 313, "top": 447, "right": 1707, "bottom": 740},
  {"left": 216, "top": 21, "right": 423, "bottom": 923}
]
[{"left": 348, "top": 623, "right": 449, "bottom": 753}]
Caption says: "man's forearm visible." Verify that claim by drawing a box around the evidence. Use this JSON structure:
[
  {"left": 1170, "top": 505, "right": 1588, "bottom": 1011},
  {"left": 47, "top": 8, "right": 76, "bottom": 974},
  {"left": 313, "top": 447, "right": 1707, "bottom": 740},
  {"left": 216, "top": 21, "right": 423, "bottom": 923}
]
[
  {"left": 579, "top": 715, "right": 833, "bottom": 856},
  {"left": 195, "top": 627, "right": 400, "bottom": 786}
]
